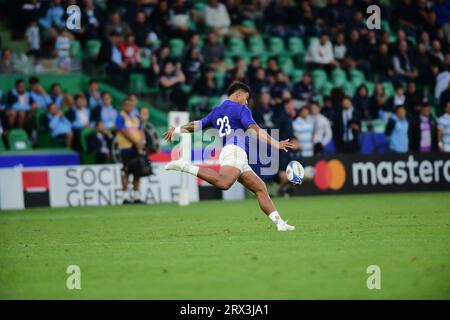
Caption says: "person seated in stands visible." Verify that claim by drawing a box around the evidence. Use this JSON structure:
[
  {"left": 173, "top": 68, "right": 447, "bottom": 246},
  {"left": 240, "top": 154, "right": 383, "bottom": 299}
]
[
  {"left": 43, "top": 102, "right": 73, "bottom": 148},
  {"left": 118, "top": 34, "right": 142, "bottom": 71},
  {"left": 251, "top": 91, "right": 275, "bottom": 130},
  {"left": 87, "top": 121, "right": 113, "bottom": 164},
  {"left": 91, "top": 92, "right": 117, "bottom": 131},
  {"left": 85, "top": 79, "right": 102, "bottom": 108},
  {"left": 49, "top": 83, "right": 64, "bottom": 108},
  {"left": 80, "top": 0, "right": 104, "bottom": 42},
  {"left": 352, "top": 84, "right": 371, "bottom": 121},
  {"left": 385, "top": 105, "right": 409, "bottom": 154},
  {"left": 39, "top": 0, "right": 65, "bottom": 38},
  {"left": 158, "top": 61, "right": 188, "bottom": 110},
  {"left": 139, "top": 107, "right": 160, "bottom": 155},
  {"left": 182, "top": 47, "right": 203, "bottom": 85},
  {"left": 248, "top": 67, "right": 269, "bottom": 96},
  {"left": 388, "top": 84, "right": 406, "bottom": 115},
  {"left": 292, "top": 72, "right": 314, "bottom": 105},
  {"left": 133, "top": 11, "right": 159, "bottom": 54},
  {"left": 204, "top": 0, "right": 231, "bottom": 37},
  {"left": 168, "top": 0, "right": 194, "bottom": 40},
  {"left": 202, "top": 31, "right": 226, "bottom": 71},
  {"left": 104, "top": 11, "right": 132, "bottom": 38},
  {"left": 28, "top": 77, "right": 51, "bottom": 110},
  {"left": 98, "top": 31, "right": 127, "bottom": 74},
  {"left": 192, "top": 67, "right": 220, "bottom": 97},
  {"left": 66, "top": 93, "right": 92, "bottom": 151},
  {"left": 305, "top": 32, "right": 338, "bottom": 73},
  {"left": 6, "top": 79, "right": 35, "bottom": 129}
]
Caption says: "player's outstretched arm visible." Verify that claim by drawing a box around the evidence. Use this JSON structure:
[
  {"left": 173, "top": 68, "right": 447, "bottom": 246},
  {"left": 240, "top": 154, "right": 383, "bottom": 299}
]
[
  {"left": 164, "top": 121, "right": 201, "bottom": 141},
  {"left": 248, "top": 124, "right": 295, "bottom": 152}
]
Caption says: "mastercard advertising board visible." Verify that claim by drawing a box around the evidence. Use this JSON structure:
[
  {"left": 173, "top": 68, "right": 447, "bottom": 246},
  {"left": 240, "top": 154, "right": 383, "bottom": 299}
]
[{"left": 291, "top": 152, "right": 450, "bottom": 195}]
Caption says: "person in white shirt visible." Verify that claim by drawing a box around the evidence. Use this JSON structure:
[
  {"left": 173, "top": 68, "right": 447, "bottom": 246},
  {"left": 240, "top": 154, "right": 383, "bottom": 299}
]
[
  {"left": 293, "top": 106, "right": 314, "bottom": 157},
  {"left": 435, "top": 67, "right": 450, "bottom": 100},
  {"left": 204, "top": 0, "right": 231, "bottom": 36},
  {"left": 25, "top": 20, "right": 40, "bottom": 60},
  {"left": 310, "top": 102, "right": 332, "bottom": 155},
  {"left": 305, "top": 32, "right": 338, "bottom": 71},
  {"left": 438, "top": 101, "right": 450, "bottom": 152}
]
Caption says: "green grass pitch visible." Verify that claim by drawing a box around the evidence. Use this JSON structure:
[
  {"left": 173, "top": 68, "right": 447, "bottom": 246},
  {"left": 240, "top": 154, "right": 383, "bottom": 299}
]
[{"left": 0, "top": 191, "right": 449, "bottom": 299}]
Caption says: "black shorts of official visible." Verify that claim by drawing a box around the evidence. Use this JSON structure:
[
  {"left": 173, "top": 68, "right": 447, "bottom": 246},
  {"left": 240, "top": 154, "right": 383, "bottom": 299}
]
[{"left": 120, "top": 148, "right": 139, "bottom": 174}]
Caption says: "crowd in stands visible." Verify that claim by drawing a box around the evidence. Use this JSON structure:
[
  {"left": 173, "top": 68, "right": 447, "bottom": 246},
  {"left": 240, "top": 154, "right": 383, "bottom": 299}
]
[{"left": 1, "top": 0, "right": 450, "bottom": 161}]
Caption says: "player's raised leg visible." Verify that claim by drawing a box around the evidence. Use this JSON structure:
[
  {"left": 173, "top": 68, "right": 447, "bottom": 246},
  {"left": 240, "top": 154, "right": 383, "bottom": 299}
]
[
  {"left": 238, "top": 171, "right": 295, "bottom": 231},
  {"left": 165, "top": 160, "right": 241, "bottom": 190}
]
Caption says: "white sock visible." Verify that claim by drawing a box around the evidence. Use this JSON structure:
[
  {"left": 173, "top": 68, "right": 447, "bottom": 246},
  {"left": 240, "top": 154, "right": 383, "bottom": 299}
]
[
  {"left": 268, "top": 211, "right": 284, "bottom": 225},
  {"left": 184, "top": 164, "right": 199, "bottom": 176},
  {"left": 123, "top": 190, "right": 130, "bottom": 201},
  {"left": 133, "top": 190, "right": 140, "bottom": 200}
]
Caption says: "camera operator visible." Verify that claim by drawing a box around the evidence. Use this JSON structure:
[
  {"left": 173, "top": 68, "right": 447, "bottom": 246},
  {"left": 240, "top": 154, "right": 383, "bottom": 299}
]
[{"left": 115, "top": 98, "right": 147, "bottom": 205}]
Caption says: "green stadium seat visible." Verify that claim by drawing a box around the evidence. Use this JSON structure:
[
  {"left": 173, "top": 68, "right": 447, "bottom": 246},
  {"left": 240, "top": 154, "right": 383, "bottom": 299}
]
[
  {"left": 343, "top": 82, "right": 355, "bottom": 96},
  {"left": 214, "top": 71, "right": 226, "bottom": 90},
  {"left": 279, "top": 56, "right": 294, "bottom": 76},
  {"left": 169, "top": 38, "right": 185, "bottom": 59},
  {"left": 267, "top": 37, "right": 285, "bottom": 56},
  {"left": 365, "top": 81, "right": 376, "bottom": 95},
  {"left": 80, "top": 127, "right": 96, "bottom": 164},
  {"left": 331, "top": 68, "right": 347, "bottom": 87},
  {"left": 227, "top": 37, "right": 246, "bottom": 57},
  {"left": 247, "top": 36, "right": 266, "bottom": 57},
  {"left": 70, "top": 40, "right": 83, "bottom": 60},
  {"left": 0, "top": 137, "right": 6, "bottom": 152},
  {"left": 382, "top": 82, "right": 395, "bottom": 98},
  {"left": 350, "top": 69, "right": 366, "bottom": 87},
  {"left": 7, "top": 129, "right": 32, "bottom": 151},
  {"left": 322, "top": 82, "right": 334, "bottom": 96},
  {"left": 287, "top": 37, "right": 305, "bottom": 57},
  {"left": 242, "top": 20, "right": 256, "bottom": 30},
  {"left": 307, "top": 37, "right": 318, "bottom": 47},
  {"left": 208, "top": 96, "right": 222, "bottom": 110},
  {"left": 290, "top": 69, "right": 304, "bottom": 83},
  {"left": 84, "top": 39, "right": 101, "bottom": 60},
  {"left": 311, "top": 69, "right": 328, "bottom": 92},
  {"left": 188, "top": 95, "right": 204, "bottom": 119},
  {"left": 129, "top": 73, "right": 156, "bottom": 95},
  {"left": 140, "top": 56, "right": 152, "bottom": 68}
]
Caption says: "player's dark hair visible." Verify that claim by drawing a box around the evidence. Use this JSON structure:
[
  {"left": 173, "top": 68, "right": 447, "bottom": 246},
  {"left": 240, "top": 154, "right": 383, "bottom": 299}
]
[{"left": 227, "top": 81, "right": 251, "bottom": 96}]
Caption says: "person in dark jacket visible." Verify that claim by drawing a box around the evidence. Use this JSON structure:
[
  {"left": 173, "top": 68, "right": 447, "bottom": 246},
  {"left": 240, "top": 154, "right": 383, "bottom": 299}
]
[
  {"left": 409, "top": 99, "right": 438, "bottom": 152},
  {"left": 332, "top": 96, "right": 361, "bottom": 153}
]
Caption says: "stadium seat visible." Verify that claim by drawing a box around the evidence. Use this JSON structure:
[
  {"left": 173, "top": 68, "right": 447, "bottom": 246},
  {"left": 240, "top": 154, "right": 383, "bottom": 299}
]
[
  {"left": 208, "top": 96, "right": 222, "bottom": 110},
  {"left": 188, "top": 96, "right": 204, "bottom": 118},
  {"left": 35, "top": 108, "right": 53, "bottom": 148},
  {"left": 279, "top": 56, "right": 294, "bottom": 76},
  {"left": 247, "top": 36, "right": 266, "bottom": 57},
  {"left": 382, "top": 82, "right": 395, "bottom": 98},
  {"left": 365, "top": 81, "right": 376, "bottom": 95},
  {"left": 70, "top": 40, "right": 83, "bottom": 60},
  {"left": 7, "top": 129, "right": 32, "bottom": 151},
  {"left": 242, "top": 20, "right": 256, "bottom": 30},
  {"left": 227, "top": 37, "right": 246, "bottom": 57},
  {"left": 214, "top": 71, "right": 226, "bottom": 91},
  {"left": 80, "top": 127, "right": 96, "bottom": 164},
  {"left": 84, "top": 39, "right": 101, "bottom": 60},
  {"left": 331, "top": 69, "right": 347, "bottom": 87},
  {"left": 322, "top": 82, "right": 334, "bottom": 96},
  {"left": 287, "top": 37, "right": 305, "bottom": 58},
  {"left": 129, "top": 73, "right": 156, "bottom": 95},
  {"left": 290, "top": 69, "right": 304, "bottom": 83},
  {"left": 267, "top": 37, "right": 285, "bottom": 56},
  {"left": 140, "top": 55, "right": 152, "bottom": 68},
  {"left": 350, "top": 69, "right": 366, "bottom": 87},
  {"left": 169, "top": 38, "right": 184, "bottom": 59},
  {"left": 343, "top": 82, "right": 355, "bottom": 96},
  {"left": 311, "top": 69, "right": 328, "bottom": 92},
  {"left": 0, "top": 137, "right": 6, "bottom": 152}
]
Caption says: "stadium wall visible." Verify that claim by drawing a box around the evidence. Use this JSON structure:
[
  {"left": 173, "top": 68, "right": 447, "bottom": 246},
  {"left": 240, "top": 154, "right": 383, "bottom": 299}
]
[{"left": 0, "top": 163, "right": 245, "bottom": 210}]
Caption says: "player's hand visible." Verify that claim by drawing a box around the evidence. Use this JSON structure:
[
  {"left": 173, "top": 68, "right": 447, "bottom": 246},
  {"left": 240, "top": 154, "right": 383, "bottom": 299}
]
[
  {"left": 164, "top": 127, "right": 175, "bottom": 141},
  {"left": 278, "top": 139, "right": 295, "bottom": 152}
]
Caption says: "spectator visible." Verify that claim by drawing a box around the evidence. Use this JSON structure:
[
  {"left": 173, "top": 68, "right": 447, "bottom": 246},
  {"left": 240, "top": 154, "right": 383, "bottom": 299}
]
[
  {"left": 409, "top": 99, "right": 438, "bottom": 153},
  {"left": 150, "top": 0, "right": 171, "bottom": 36},
  {"left": 270, "top": 72, "right": 290, "bottom": 105},
  {"left": 158, "top": 61, "right": 188, "bottom": 109},
  {"left": 385, "top": 105, "right": 409, "bottom": 153},
  {"left": 352, "top": 84, "right": 370, "bottom": 120},
  {"left": 182, "top": 47, "right": 203, "bottom": 85},
  {"left": 430, "top": 40, "right": 445, "bottom": 66},
  {"left": 388, "top": 84, "right": 406, "bottom": 114},
  {"left": 369, "top": 84, "right": 389, "bottom": 119},
  {"left": 54, "top": 28, "right": 73, "bottom": 72},
  {"left": 372, "top": 43, "right": 395, "bottom": 82},
  {"left": 168, "top": 0, "right": 192, "bottom": 40},
  {"left": 439, "top": 81, "right": 450, "bottom": 111},
  {"left": 265, "top": 57, "right": 280, "bottom": 80},
  {"left": 6, "top": 79, "right": 34, "bottom": 129},
  {"left": 118, "top": 34, "right": 141, "bottom": 70},
  {"left": 415, "top": 43, "right": 434, "bottom": 87},
  {"left": 49, "top": 83, "right": 63, "bottom": 108},
  {"left": 104, "top": 12, "right": 132, "bottom": 38},
  {"left": 404, "top": 81, "right": 423, "bottom": 116},
  {"left": 98, "top": 31, "right": 126, "bottom": 74},
  {"left": 252, "top": 91, "right": 275, "bottom": 129},
  {"left": 305, "top": 32, "right": 337, "bottom": 72},
  {"left": 320, "top": 96, "right": 334, "bottom": 122},
  {"left": 66, "top": 93, "right": 91, "bottom": 131},
  {"left": 293, "top": 106, "right": 314, "bottom": 158},
  {"left": 274, "top": 98, "right": 299, "bottom": 197},
  {"left": 115, "top": 98, "right": 145, "bottom": 204},
  {"left": 28, "top": 77, "right": 51, "bottom": 110},
  {"left": 25, "top": 20, "right": 40, "bottom": 61},
  {"left": 192, "top": 68, "right": 220, "bottom": 97},
  {"left": 333, "top": 32, "right": 347, "bottom": 64},
  {"left": 91, "top": 92, "right": 118, "bottom": 130},
  {"left": 39, "top": 0, "right": 65, "bottom": 33},
  {"left": 333, "top": 96, "right": 361, "bottom": 153},
  {"left": 0, "top": 49, "right": 16, "bottom": 74},
  {"left": 202, "top": 31, "right": 226, "bottom": 71},
  {"left": 81, "top": 0, "right": 104, "bottom": 42},
  {"left": 87, "top": 121, "right": 113, "bottom": 164},
  {"left": 435, "top": 66, "right": 450, "bottom": 101},
  {"left": 132, "top": 11, "right": 159, "bottom": 53},
  {"left": 437, "top": 101, "right": 450, "bottom": 152},
  {"left": 85, "top": 79, "right": 102, "bottom": 108},
  {"left": 310, "top": 102, "right": 332, "bottom": 155},
  {"left": 292, "top": 72, "right": 314, "bottom": 104},
  {"left": 249, "top": 68, "right": 269, "bottom": 96},
  {"left": 139, "top": 107, "right": 160, "bottom": 155},
  {"left": 246, "top": 56, "right": 261, "bottom": 84},
  {"left": 44, "top": 102, "right": 73, "bottom": 148},
  {"left": 392, "top": 40, "right": 418, "bottom": 83},
  {"left": 204, "top": 0, "right": 231, "bottom": 36}
]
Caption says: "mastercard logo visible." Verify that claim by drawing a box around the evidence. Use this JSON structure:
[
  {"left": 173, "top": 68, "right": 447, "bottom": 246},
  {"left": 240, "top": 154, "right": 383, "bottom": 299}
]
[{"left": 313, "top": 160, "right": 346, "bottom": 191}]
